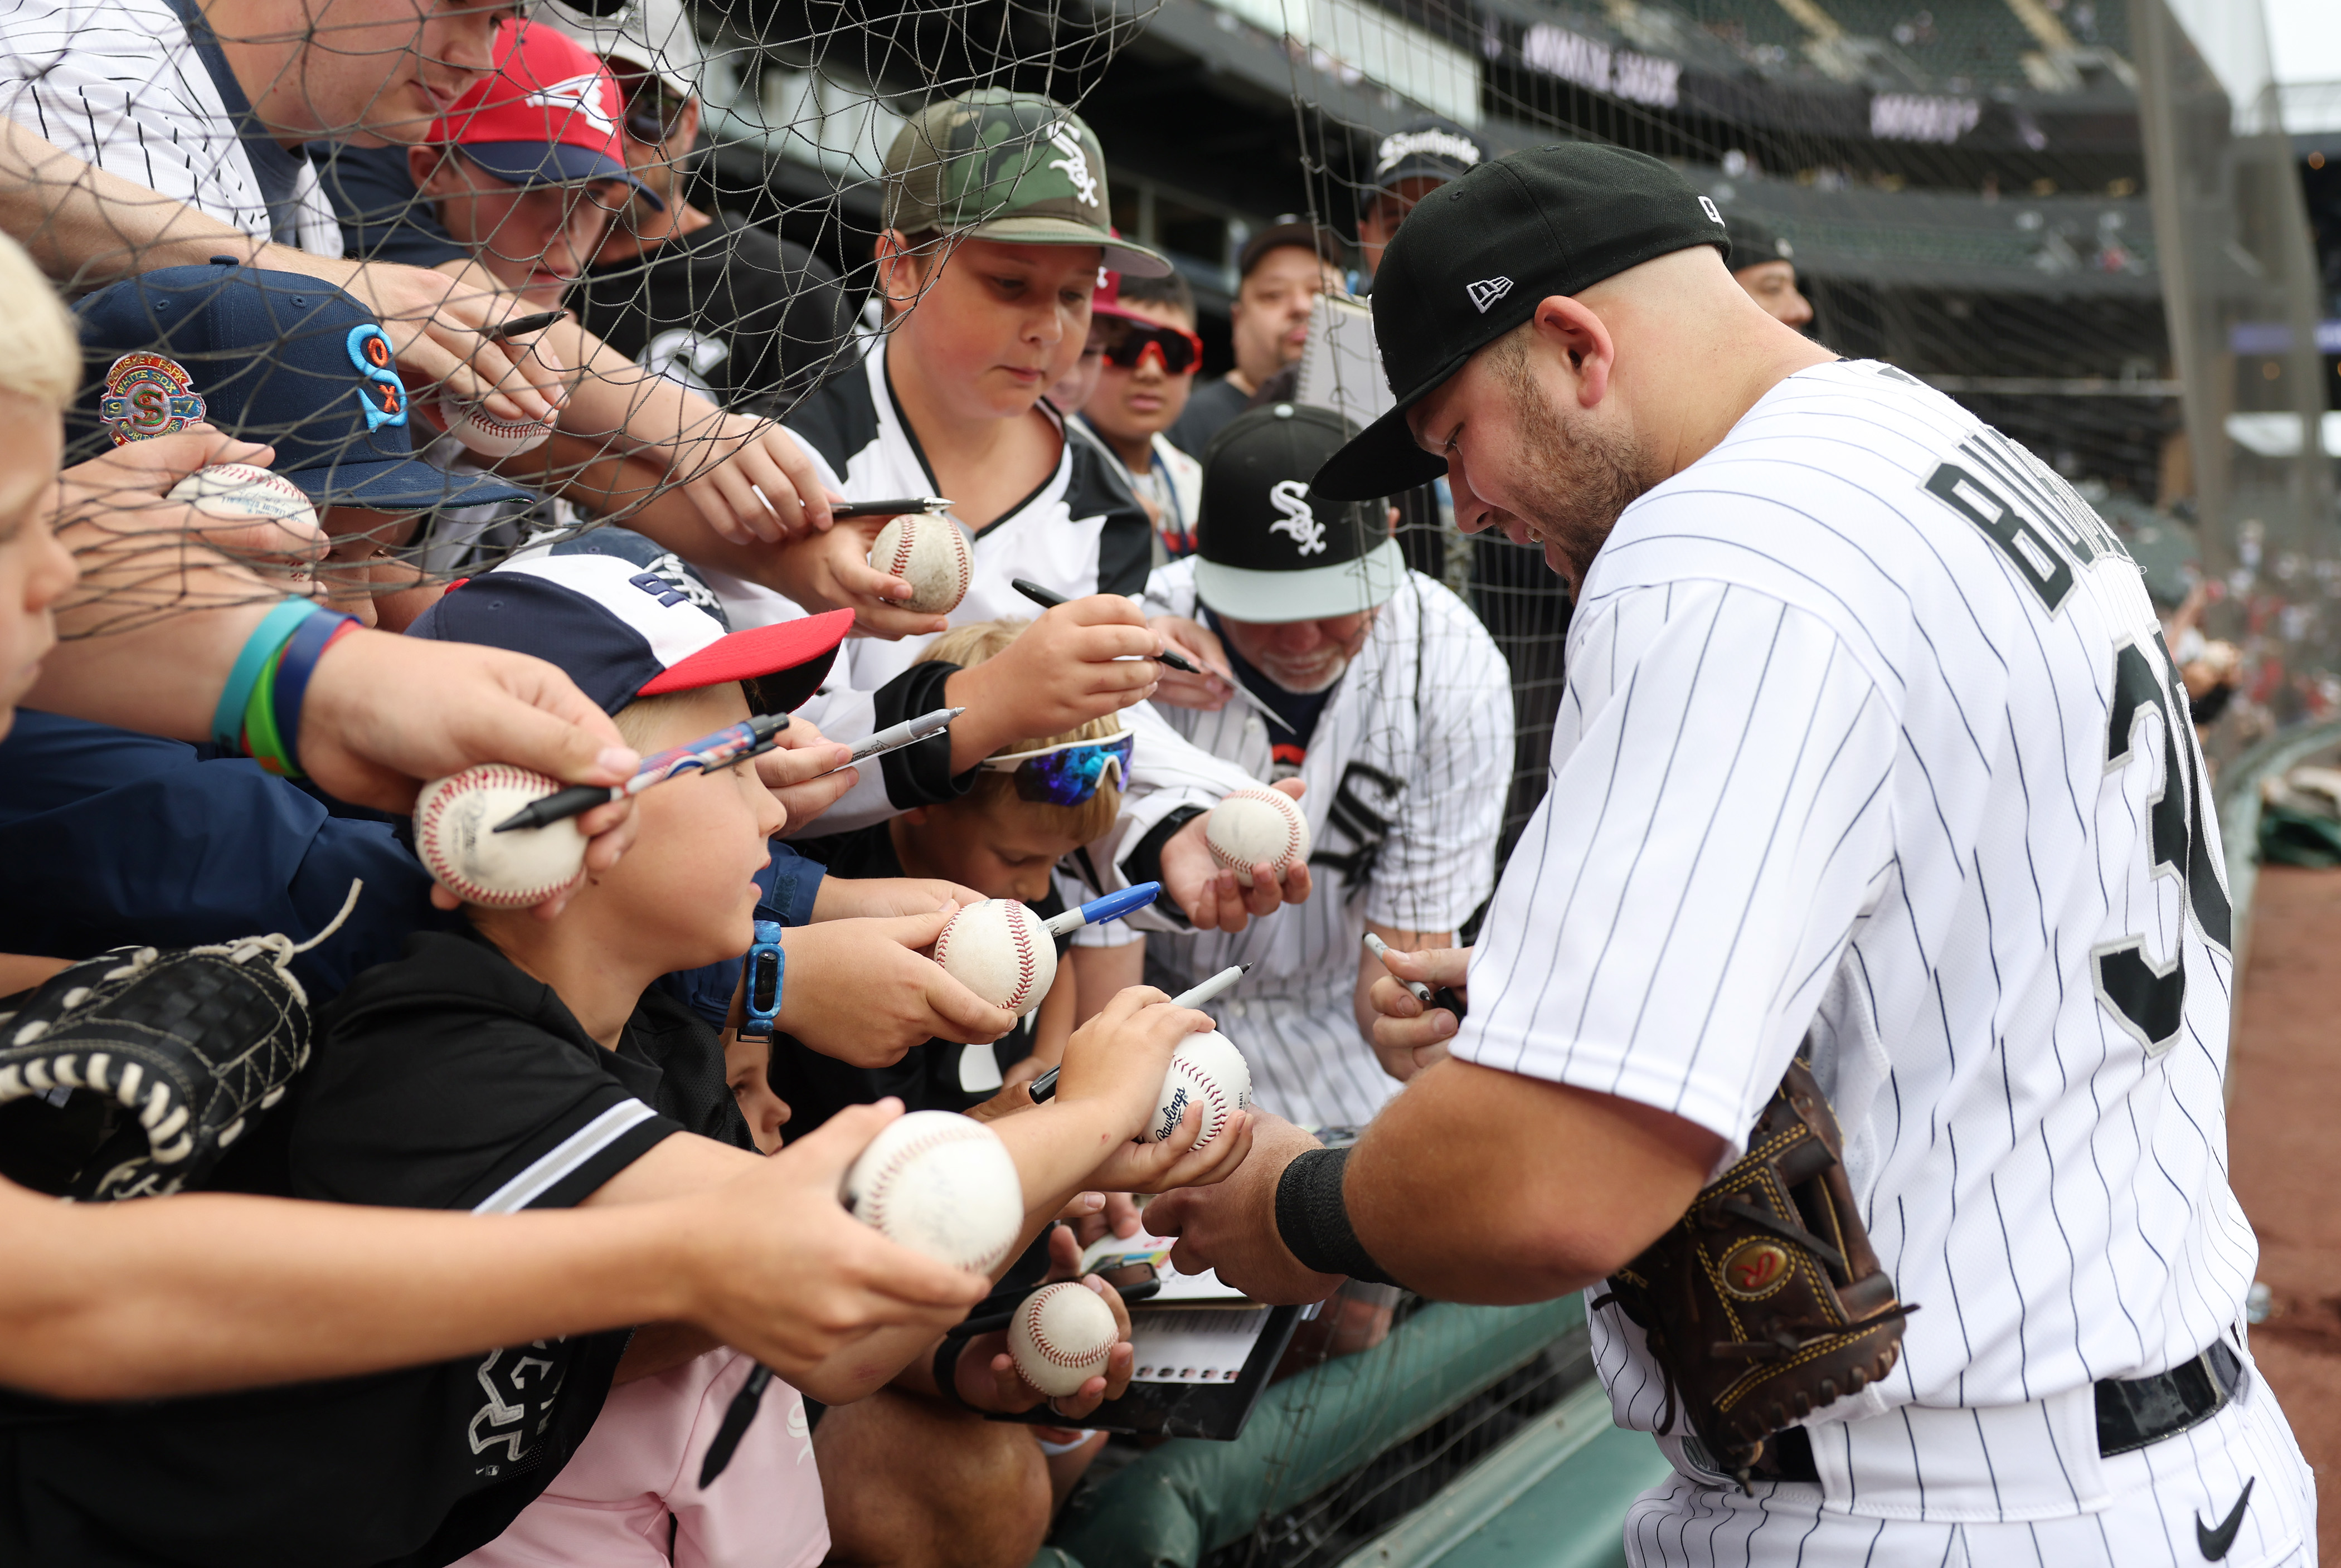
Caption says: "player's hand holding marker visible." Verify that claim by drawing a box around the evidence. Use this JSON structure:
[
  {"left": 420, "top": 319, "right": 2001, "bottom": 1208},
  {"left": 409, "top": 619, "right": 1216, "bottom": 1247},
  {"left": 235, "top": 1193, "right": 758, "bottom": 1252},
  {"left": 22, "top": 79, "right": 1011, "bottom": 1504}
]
[
  {"left": 1363, "top": 935, "right": 1469, "bottom": 1079},
  {"left": 351, "top": 261, "right": 566, "bottom": 433}
]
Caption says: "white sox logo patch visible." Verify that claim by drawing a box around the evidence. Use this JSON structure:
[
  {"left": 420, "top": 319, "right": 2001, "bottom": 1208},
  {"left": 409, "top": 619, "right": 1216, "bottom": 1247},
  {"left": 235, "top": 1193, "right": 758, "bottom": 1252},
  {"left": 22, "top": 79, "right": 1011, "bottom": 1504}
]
[
  {"left": 523, "top": 72, "right": 616, "bottom": 138},
  {"left": 1466, "top": 276, "right": 1513, "bottom": 313},
  {"left": 1047, "top": 125, "right": 1100, "bottom": 207},
  {"left": 1267, "top": 479, "right": 1326, "bottom": 554}
]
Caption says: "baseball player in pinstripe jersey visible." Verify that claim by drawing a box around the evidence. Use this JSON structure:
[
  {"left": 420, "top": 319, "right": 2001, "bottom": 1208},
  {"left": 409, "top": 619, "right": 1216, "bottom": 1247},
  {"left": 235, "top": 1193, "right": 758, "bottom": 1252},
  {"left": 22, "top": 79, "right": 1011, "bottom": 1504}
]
[
  {"left": 1129, "top": 403, "right": 1512, "bottom": 1129},
  {"left": 1152, "top": 142, "right": 2314, "bottom": 1565}
]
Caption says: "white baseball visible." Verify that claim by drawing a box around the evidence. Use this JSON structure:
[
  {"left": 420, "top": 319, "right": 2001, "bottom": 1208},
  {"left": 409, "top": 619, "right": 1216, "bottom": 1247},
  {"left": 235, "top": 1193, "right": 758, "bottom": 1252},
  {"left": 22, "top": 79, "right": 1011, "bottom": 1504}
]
[
  {"left": 1140, "top": 1029, "right": 1252, "bottom": 1151},
  {"left": 167, "top": 464, "right": 322, "bottom": 556},
  {"left": 435, "top": 397, "right": 552, "bottom": 458},
  {"left": 933, "top": 899, "right": 1057, "bottom": 1017},
  {"left": 868, "top": 514, "right": 974, "bottom": 613},
  {"left": 1204, "top": 787, "right": 1312, "bottom": 887},
  {"left": 412, "top": 764, "right": 589, "bottom": 910},
  {"left": 1008, "top": 1280, "right": 1119, "bottom": 1397},
  {"left": 839, "top": 1109, "right": 1023, "bottom": 1273}
]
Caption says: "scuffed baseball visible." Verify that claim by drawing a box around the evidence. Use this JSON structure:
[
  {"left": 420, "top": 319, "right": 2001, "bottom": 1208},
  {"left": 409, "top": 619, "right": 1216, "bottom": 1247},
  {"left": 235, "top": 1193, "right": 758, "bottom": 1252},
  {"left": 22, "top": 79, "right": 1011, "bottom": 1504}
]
[
  {"left": 934, "top": 899, "right": 1057, "bottom": 1018},
  {"left": 1140, "top": 1029, "right": 1251, "bottom": 1151},
  {"left": 1204, "top": 787, "right": 1311, "bottom": 887},
  {"left": 167, "top": 464, "right": 322, "bottom": 557},
  {"left": 434, "top": 397, "right": 552, "bottom": 458},
  {"left": 412, "top": 764, "right": 589, "bottom": 910},
  {"left": 868, "top": 513, "right": 974, "bottom": 614},
  {"left": 839, "top": 1109, "right": 1023, "bottom": 1273},
  {"left": 1008, "top": 1280, "right": 1119, "bottom": 1397}
]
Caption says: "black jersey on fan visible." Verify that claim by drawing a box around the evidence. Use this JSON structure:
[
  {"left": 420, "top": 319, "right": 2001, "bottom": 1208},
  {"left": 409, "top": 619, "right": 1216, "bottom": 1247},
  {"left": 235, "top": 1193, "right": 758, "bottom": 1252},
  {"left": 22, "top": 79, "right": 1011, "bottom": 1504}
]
[{"left": 574, "top": 214, "right": 858, "bottom": 411}]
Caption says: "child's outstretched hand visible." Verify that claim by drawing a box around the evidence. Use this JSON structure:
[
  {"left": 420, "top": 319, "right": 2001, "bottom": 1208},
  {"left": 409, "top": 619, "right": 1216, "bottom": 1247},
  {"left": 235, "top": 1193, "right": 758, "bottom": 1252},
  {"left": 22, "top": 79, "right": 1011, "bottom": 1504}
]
[
  {"left": 1087, "top": 1103, "right": 1256, "bottom": 1195},
  {"left": 955, "top": 1269, "right": 1136, "bottom": 1419},
  {"left": 1052, "top": 985, "right": 1216, "bottom": 1145}
]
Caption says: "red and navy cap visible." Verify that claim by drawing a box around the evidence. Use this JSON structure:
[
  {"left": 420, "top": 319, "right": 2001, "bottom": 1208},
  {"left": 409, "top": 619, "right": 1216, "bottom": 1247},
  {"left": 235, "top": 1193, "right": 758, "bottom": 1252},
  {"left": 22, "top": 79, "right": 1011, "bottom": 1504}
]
[
  {"left": 430, "top": 23, "right": 662, "bottom": 210},
  {"left": 407, "top": 530, "right": 848, "bottom": 715}
]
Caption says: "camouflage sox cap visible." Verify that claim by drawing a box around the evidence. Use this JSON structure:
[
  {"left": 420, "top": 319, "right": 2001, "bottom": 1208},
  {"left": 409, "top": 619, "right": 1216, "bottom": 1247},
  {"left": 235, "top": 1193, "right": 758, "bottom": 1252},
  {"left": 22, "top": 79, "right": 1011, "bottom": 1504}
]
[{"left": 880, "top": 90, "right": 1171, "bottom": 277}]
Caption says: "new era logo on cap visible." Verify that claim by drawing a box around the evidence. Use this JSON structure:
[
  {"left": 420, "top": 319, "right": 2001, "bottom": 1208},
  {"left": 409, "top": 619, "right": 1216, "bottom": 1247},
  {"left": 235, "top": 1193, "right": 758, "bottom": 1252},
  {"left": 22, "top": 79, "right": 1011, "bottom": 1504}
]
[
  {"left": 1466, "top": 277, "right": 1513, "bottom": 313},
  {"left": 1699, "top": 196, "right": 1724, "bottom": 225}
]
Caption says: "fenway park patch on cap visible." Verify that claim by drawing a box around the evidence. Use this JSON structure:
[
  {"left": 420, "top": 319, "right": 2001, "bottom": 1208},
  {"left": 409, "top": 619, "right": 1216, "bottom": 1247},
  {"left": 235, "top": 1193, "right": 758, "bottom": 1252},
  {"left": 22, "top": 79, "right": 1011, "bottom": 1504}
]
[{"left": 98, "top": 352, "right": 205, "bottom": 445}]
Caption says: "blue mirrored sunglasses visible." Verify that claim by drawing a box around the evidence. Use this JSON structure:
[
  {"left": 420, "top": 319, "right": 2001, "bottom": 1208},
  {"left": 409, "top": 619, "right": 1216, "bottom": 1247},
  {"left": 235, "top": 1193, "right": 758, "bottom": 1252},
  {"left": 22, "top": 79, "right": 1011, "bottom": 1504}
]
[{"left": 976, "top": 732, "right": 1134, "bottom": 806}]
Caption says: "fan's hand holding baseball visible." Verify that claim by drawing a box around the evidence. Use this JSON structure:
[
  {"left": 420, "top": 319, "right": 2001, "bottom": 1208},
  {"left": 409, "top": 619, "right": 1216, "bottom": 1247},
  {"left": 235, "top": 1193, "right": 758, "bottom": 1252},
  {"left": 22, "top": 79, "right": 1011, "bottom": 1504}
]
[
  {"left": 1369, "top": 946, "right": 1470, "bottom": 1061},
  {"left": 674, "top": 1102, "right": 990, "bottom": 1380},
  {"left": 766, "top": 519, "right": 949, "bottom": 640},
  {"left": 1087, "top": 1101, "right": 1255, "bottom": 1195},
  {"left": 1145, "top": 613, "right": 1238, "bottom": 710},
  {"left": 943, "top": 598, "right": 1162, "bottom": 766},
  {"left": 1148, "top": 1112, "right": 1345, "bottom": 1306},
  {"left": 362, "top": 261, "right": 564, "bottom": 429},
  {"left": 962, "top": 1273, "right": 1135, "bottom": 1416},
  {"left": 777, "top": 909, "right": 1018, "bottom": 1063},
  {"left": 1052, "top": 986, "right": 1217, "bottom": 1140},
  {"left": 1162, "top": 780, "right": 1315, "bottom": 931},
  {"left": 750, "top": 715, "right": 857, "bottom": 829},
  {"left": 52, "top": 426, "right": 279, "bottom": 543}
]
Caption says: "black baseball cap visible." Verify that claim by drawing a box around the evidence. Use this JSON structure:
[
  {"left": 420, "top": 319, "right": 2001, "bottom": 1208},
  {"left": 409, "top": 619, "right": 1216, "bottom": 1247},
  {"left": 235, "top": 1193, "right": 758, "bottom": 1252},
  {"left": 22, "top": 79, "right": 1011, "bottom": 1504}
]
[
  {"left": 1313, "top": 143, "right": 1732, "bottom": 501},
  {"left": 1194, "top": 403, "right": 1402, "bottom": 622},
  {"left": 1368, "top": 115, "right": 1484, "bottom": 198},
  {"left": 1727, "top": 210, "right": 1794, "bottom": 269},
  {"left": 1237, "top": 217, "right": 1343, "bottom": 281}
]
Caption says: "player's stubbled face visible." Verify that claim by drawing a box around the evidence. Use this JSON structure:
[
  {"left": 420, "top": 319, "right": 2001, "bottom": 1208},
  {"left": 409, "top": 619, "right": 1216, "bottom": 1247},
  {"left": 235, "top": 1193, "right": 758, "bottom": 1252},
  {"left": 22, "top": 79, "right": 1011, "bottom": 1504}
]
[
  {"left": 1410, "top": 337, "right": 1650, "bottom": 594},
  {"left": 0, "top": 397, "right": 73, "bottom": 743},
  {"left": 891, "top": 238, "right": 1100, "bottom": 423},
  {"left": 590, "top": 683, "right": 786, "bottom": 968},
  {"left": 255, "top": 0, "right": 506, "bottom": 144},
  {"left": 1217, "top": 611, "right": 1374, "bottom": 694}
]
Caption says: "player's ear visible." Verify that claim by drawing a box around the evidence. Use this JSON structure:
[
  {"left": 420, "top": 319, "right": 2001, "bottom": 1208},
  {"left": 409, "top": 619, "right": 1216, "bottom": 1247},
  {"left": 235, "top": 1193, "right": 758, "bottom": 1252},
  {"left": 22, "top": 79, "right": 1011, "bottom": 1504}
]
[
  {"left": 1531, "top": 295, "right": 1614, "bottom": 409},
  {"left": 408, "top": 144, "right": 449, "bottom": 195}
]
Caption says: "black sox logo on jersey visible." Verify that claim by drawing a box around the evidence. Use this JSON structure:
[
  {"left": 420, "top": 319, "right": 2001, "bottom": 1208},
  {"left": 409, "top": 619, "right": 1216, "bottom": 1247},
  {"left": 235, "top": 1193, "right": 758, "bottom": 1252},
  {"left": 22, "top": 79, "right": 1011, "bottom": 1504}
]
[
  {"left": 1923, "top": 420, "right": 2232, "bottom": 1055},
  {"left": 1310, "top": 760, "right": 1404, "bottom": 890}
]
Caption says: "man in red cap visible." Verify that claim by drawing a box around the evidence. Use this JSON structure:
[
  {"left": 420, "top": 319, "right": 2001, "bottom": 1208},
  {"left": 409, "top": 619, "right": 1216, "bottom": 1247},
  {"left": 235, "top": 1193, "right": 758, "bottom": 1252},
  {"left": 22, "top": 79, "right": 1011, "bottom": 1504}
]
[{"left": 409, "top": 25, "right": 659, "bottom": 313}]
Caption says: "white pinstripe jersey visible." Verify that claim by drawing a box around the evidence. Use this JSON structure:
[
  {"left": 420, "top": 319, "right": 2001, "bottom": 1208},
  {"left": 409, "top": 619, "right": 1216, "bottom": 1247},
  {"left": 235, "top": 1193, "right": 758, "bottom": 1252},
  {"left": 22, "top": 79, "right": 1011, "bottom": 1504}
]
[
  {"left": 1450, "top": 359, "right": 2252, "bottom": 1425},
  {"left": 0, "top": 0, "right": 344, "bottom": 255},
  {"left": 1138, "top": 559, "right": 1513, "bottom": 1128}
]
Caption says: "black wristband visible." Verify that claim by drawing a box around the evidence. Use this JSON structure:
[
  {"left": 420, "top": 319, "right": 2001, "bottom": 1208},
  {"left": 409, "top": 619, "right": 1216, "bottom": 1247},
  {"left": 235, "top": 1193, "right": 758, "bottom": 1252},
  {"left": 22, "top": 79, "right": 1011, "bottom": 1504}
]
[
  {"left": 1275, "top": 1147, "right": 1397, "bottom": 1285},
  {"left": 932, "top": 1334, "right": 984, "bottom": 1414},
  {"left": 1124, "top": 805, "right": 1207, "bottom": 924}
]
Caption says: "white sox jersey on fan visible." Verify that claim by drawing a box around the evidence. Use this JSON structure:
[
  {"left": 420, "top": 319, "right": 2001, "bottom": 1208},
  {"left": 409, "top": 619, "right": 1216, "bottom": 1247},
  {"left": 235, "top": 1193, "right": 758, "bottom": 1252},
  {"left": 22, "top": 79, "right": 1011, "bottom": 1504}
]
[
  {"left": 1133, "top": 561, "right": 1512, "bottom": 1128},
  {"left": 1450, "top": 359, "right": 2310, "bottom": 1562},
  {"left": 700, "top": 337, "right": 1260, "bottom": 887}
]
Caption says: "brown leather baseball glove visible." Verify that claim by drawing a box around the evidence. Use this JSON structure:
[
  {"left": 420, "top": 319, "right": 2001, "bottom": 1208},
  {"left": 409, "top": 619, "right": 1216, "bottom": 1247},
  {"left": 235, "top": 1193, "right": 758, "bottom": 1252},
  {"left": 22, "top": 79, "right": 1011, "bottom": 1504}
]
[{"left": 1595, "top": 1056, "right": 1914, "bottom": 1490}]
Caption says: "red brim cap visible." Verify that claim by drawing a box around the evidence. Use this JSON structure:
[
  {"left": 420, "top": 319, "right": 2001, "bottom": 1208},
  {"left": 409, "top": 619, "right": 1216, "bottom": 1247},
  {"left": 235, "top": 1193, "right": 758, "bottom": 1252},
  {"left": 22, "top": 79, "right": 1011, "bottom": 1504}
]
[{"left": 640, "top": 607, "right": 854, "bottom": 707}]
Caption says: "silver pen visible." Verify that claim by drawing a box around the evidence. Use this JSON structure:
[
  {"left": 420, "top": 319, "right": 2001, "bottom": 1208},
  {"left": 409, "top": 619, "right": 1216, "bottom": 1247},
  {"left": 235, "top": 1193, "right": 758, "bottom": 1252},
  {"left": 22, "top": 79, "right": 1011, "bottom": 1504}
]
[
  {"left": 810, "top": 707, "right": 965, "bottom": 779},
  {"left": 1362, "top": 931, "right": 1435, "bottom": 1004}
]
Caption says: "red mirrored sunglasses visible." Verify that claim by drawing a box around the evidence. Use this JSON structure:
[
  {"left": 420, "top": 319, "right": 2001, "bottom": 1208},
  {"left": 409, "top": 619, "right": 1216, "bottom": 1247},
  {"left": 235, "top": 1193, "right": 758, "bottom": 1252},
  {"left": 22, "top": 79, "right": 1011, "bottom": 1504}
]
[{"left": 1096, "top": 315, "right": 1205, "bottom": 375}]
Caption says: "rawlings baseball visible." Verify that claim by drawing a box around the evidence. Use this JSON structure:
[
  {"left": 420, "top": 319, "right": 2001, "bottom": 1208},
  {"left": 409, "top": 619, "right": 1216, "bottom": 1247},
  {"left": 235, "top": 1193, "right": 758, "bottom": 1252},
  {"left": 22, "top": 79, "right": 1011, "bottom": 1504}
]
[
  {"left": 1204, "top": 788, "right": 1312, "bottom": 887},
  {"left": 868, "top": 513, "right": 974, "bottom": 613},
  {"left": 1140, "top": 1029, "right": 1252, "bottom": 1150},
  {"left": 434, "top": 396, "right": 553, "bottom": 459},
  {"left": 934, "top": 899, "right": 1057, "bottom": 1018},
  {"left": 1008, "top": 1280, "right": 1119, "bottom": 1397},
  {"left": 839, "top": 1109, "right": 1023, "bottom": 1273},
  {"left": 167, "top": 464, "right": 322, "bottom": 553},
  {"left": 412, "top": 765, "right": 589, "bottom": 910}
]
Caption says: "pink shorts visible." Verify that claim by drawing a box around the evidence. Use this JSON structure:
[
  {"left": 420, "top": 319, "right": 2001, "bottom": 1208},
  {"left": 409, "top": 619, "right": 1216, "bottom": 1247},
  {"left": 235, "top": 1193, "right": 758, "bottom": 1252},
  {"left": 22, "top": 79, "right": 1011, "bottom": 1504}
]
[{"left": 456, "top": 1348, "right": 828, "bottom": 1568}]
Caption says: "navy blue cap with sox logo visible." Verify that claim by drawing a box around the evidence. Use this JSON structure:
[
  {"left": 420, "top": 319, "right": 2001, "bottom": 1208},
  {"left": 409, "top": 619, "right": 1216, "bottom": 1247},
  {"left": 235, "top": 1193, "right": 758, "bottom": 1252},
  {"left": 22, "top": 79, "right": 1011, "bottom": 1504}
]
[{"left": 1312, "top": 142, "right": 1732, "bottom": 501}]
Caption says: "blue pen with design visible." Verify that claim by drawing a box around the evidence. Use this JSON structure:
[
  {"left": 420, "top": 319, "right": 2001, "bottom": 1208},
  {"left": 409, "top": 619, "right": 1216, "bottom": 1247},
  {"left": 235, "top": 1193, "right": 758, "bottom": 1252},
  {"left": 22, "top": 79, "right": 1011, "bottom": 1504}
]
[{"left": 492, "top": 712, "right": 791, "bottom": 834}]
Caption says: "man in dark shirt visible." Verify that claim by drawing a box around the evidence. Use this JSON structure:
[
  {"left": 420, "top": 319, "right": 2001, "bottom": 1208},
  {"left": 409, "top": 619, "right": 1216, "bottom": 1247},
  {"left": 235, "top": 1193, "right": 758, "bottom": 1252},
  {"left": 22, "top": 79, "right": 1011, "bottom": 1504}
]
[{"left": 1165, "top": 220, "right": 1341, "bottom": 459}]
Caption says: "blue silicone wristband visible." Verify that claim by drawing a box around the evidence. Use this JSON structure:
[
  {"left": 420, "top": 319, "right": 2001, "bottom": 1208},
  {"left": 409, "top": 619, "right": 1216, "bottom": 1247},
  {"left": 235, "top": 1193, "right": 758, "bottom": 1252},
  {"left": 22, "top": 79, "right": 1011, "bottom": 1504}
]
[
  {"left": 270, "top": 609, "right": 361, "bottom": 776},
  {"left": 740, "top": 920, "right": 785, "bottom": 1040},
  {"left": 210, "top": 598, "right": 317, "bottom": 752}
]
